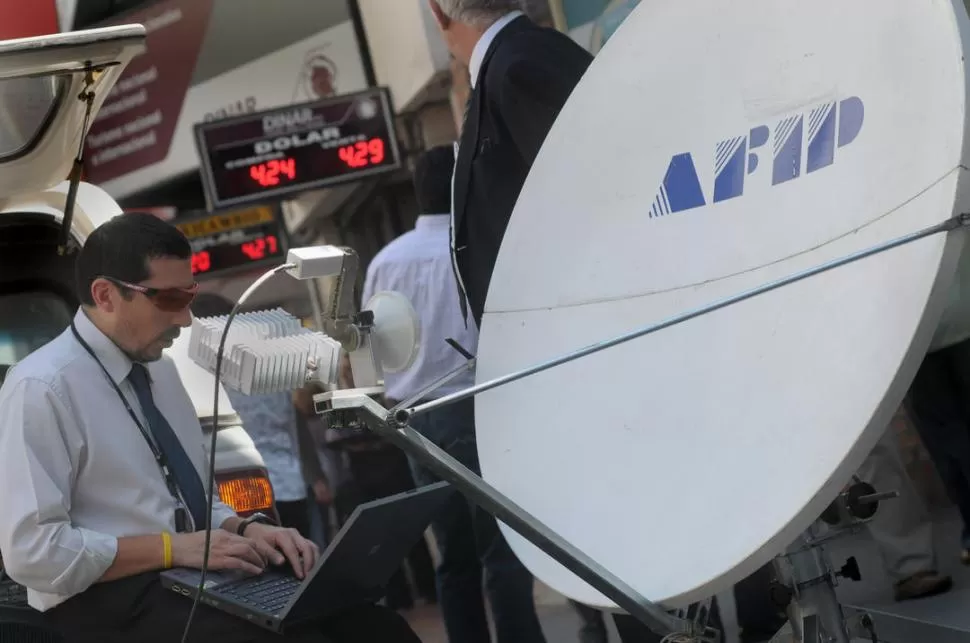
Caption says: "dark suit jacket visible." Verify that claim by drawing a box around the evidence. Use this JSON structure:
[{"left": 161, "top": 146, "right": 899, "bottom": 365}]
[{"left": 452, "top": 16, "right": 593, "bottom": 327}]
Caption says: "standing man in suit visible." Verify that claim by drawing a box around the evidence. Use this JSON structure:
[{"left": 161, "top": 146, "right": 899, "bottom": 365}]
[
  {"left": 428, "top": 4, "right": 708, "bottom": 643},
  {"left": 428, "top": 0, "right": 593, "bottom": 327},
  {"left": 428, "top": 2, "right": 593, "bottom": 642}
]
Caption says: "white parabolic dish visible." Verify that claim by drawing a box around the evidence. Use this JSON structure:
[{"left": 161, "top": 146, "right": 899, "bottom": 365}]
[
  {"left": 365, "top": 291, "right": 421, "bottom": 374},
  {"left": 475, "top": 0, "right": 970, "bottom": 609}
]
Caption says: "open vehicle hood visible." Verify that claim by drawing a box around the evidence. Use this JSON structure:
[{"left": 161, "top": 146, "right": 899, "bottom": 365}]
[
  {"left": 0, "top": 26, "right": 260, "bottom": 482},
  {"left": 0, "top": 24, "right": 144, "bottom": 200},
  {"left": 166, "top": 331, "right": 240, "bottom": 428}
]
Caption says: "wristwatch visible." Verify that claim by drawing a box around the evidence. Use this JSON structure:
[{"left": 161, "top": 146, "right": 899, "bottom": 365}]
[{"left": 236, "top": 512, "right": 277, "bottom": 536}]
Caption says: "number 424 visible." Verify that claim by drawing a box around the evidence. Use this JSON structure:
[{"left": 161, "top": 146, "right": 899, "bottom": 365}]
[{"left": 249, "top": 158, "right": 296, "bottom": 187}]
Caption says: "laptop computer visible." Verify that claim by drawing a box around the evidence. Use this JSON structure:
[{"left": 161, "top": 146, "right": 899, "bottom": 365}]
[{"left": 160, "top": 481, "right": 454, "bottom": 633}]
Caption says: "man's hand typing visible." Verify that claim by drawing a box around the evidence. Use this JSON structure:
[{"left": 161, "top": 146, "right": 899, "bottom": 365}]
[
  {"left": 170, "top": 529, "right": 276, "bottom": 576},
  {"left": 242, "top": 523, "right": 320, "bottom": 579}
]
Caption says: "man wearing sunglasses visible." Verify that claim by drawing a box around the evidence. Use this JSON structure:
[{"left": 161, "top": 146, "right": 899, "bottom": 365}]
[{"left": 0, "top": 213, "right": 420, "bottom": 643}]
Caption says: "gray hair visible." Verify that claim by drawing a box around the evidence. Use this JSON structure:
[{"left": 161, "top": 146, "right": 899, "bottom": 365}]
[{"left": 434, "top": 0, "right": 524, "bottom": 27}]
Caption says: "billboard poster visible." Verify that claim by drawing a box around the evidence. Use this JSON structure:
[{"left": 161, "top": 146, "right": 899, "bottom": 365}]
[
  {"left": 84, "top": 0, "right": 368, "bottom": 200},
  {"left": 0, "top": 1, "right": 58, "bottom": 39}
]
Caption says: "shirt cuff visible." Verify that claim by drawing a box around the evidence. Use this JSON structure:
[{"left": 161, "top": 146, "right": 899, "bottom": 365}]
[
  {"left": 211, "top": 501, "right": 238, "bottom": 529},
  {"left": 50, "top": 529, "right": 118, "bottom": 596}
]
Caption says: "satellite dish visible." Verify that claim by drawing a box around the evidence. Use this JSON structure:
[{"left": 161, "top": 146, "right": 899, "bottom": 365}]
[
  {"left": 364, "top": 291, "right": 421, "bottom": 374},
  {"left": 475, "top": 0, "right": 970, "bottom": 610}
]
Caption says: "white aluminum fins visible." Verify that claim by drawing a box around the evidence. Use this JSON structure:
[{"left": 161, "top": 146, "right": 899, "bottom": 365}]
[{"left": 189, "top": 308, "right": 341, "bottom": 395}]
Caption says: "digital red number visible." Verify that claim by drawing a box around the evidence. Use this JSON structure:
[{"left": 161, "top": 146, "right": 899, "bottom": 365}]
[
  {"left": 354, "top": 141, "right": 369, "bottom": 167},
  {"left": 237, "top": 235, "right": 280, "bottom": 263},
  {"left": 338, "top": 144, "right": 359, "bottom": 168},
  {"left": 249, "top": 158, "right": 296, "bottom": 187},
  {"left": 264, "top": 160, "right": 280, "bottom": 186},
  {"left": 249, "top": 163, "right": 267, "bottom": 186},
  {"left": 368, "top": 138, "right": 385, "bottom": 164},
  {"left": 191, "top": 251, "right": 211, "bottom": 274},
  {"left": 338, "top": 138, "right": 386, "bottom": 169},
  {"left": 241, "top": 238, "right": 266, "bottom": 260},
  {"left": 278, "top": 158, "right": 296, "bottom": 180}
]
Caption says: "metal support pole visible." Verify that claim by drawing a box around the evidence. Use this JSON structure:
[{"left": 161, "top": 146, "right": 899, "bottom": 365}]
[
  {"left": 775, "top": 532, "right": 851, "bottom": 643},
  {"left": 395, "top": 214, "right": 969, "bottom": 426},
  {"left": 328, "top": 392, "right": 695, "bottom": 638},
  {"left": 798, "top": 584, "right": 850, "bottom": 643}
]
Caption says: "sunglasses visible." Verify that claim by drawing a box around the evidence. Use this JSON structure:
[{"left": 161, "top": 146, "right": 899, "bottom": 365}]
[{"left": 104, "top": 276, "right": 199, "bottom": 312}]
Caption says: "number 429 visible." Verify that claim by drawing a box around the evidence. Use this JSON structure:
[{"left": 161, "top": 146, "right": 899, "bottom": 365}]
[{"left": 338, "top": 138, "right": 385, "bottom": 169}]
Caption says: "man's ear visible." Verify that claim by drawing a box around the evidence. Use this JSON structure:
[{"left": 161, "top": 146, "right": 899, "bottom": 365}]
[
  {"left": 90, "top": 278, "right": 117, "bottom": 313},
  {"left": 428, "top": 0, "right": 450, "bottom": 29}
]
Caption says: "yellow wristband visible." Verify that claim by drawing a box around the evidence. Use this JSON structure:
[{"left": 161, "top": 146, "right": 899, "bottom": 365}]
[{"left": 161, "top": 532, "right": 173, "bottom": 569}]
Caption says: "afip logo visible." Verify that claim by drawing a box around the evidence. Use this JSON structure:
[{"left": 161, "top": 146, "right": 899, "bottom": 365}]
[{"left": 649, "top": 97, "right": 865, "bottom": 219}]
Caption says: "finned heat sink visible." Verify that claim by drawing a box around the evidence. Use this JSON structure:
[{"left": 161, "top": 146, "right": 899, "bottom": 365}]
[{"left": 189, "top": 308, "right": 341, "bottom": 395}]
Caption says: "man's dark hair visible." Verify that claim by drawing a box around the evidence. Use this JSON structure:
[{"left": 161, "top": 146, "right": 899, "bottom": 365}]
[
  {"left": 75, "top": 212, "right": 191, "bottom": 306},
  {"left": 413, "top": 145, "right": 455, "bottom": 215}
]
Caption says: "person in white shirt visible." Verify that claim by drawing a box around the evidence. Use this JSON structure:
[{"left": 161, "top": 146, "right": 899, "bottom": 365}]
[
  {"left": 0, "top": 213, "right": 419, "bottom": 643},
  {"left": 361, "top": 146, "right": 544, "bottom": 643}
]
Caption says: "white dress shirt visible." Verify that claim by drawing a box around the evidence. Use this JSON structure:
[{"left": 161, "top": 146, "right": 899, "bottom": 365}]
[
  {"left": 362, "top": 214, "right": 479, "bottom": 403},
  {"left": 0, "top": 309, "right": 237, "bottom": 611}
]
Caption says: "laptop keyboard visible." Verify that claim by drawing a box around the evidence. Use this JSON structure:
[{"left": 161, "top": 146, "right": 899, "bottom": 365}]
[{"left": 213, "top": 572, "right": 302, "bottom": 615}]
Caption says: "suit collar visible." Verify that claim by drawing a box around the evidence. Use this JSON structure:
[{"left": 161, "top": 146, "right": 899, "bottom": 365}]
[
  {"left": 452, "top": 14, "right": 534, "bottom": 234},
  {"left": 473, "top": 14, "right": 534, "bottom": 82},
  {"left": 469, "top": 11, "right": 524, "bottom": 89}
]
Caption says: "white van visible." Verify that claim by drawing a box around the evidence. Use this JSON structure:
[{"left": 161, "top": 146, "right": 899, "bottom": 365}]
[{"left": 0, "top": 23, "right": 278, "bottom": 637}]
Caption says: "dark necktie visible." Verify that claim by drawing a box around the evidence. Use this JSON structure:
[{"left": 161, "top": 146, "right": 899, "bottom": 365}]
[{"left": 128, "top": 363, "right": 208, "bottom": 531}]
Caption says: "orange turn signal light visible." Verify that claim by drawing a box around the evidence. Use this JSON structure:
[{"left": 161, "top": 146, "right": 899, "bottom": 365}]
[{"left": 217, "top": 470, "right": 275, "bottom": 517}]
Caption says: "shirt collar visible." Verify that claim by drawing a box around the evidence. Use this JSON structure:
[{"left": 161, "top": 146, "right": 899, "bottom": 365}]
[
  {"left": 73, "top": 308, "right": 135, "bottom": 385},
  {"left": 416, "top": 213, "right": 451, "bottom": 229},
  {"left": 469, "top": 11, "right": 525, "bottom": 89}
]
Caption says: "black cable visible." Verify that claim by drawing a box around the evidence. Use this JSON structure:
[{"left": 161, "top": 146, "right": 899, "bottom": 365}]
[
  {"left": 180, "top": 264, "right": 292, "bottom": 643},
  {"left": 178, "top": 311, "right": 232, "bottom": 643}
]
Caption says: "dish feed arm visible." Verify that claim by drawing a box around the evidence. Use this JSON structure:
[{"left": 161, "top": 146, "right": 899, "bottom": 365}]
[
  {"left": 188, "top": 245, "right": 386, "bottom": 394},
  {"left": 295, "top": 245, "right": 384, "bottom": 390}
]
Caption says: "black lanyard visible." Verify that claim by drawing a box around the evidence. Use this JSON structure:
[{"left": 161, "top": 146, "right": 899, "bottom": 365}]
[{"left": 70, "top": 322, "right": 190, "bottom": 532}]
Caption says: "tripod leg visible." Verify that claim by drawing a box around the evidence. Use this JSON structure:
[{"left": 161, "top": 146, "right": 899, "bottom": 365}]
[
  {"left": 802, "top": 614, "right": 819, "bottom": 643},
  {"left": 799, "top": 583, "right": 850, "bottom": 643}
]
